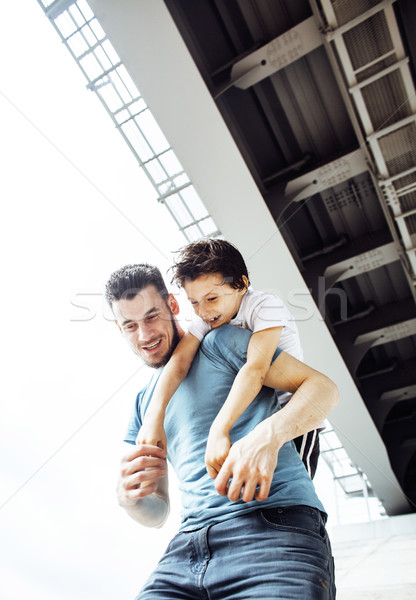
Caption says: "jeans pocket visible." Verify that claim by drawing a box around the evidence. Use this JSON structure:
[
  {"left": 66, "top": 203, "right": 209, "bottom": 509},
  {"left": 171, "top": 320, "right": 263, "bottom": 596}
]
[{"left": 258, "top": 505, "right": 325, "bottom": 542}]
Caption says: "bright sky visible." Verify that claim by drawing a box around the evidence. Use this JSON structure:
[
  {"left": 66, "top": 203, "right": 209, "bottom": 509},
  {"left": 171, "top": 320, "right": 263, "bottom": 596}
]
[
  {"left": 0, "top": 2, "right": 185, "bottom": 598},
  {"left": 0, "top": 2, "right": 383, "bottom": 599}
]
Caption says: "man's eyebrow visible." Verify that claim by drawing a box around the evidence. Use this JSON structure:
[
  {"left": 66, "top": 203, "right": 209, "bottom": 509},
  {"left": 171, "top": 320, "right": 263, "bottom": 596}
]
[
  {"left": 120, "top": 318, "right": 134, "bottom": 327},
  {"left": 121, "top": 307, "right": 160, "bottom": 326}
]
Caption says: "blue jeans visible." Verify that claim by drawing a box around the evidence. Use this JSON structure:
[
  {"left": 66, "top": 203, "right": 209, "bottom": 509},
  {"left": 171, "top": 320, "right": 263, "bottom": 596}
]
[{"left": 136, "top": 506, "right": 336, "bottom": 599}]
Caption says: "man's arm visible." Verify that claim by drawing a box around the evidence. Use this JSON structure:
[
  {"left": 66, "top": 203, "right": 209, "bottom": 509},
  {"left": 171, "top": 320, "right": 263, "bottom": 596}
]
[
  {"left": 117, "top": 443, "right": 170, "bottom": 528},
  {"left": 215, "top": 351, "right": 339, "bottom": 503}
]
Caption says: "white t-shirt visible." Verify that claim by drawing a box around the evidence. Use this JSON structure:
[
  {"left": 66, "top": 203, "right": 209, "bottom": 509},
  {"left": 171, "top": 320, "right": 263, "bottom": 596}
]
[{"left": 189, "top": 288, "right": 303, "bottom": 406}]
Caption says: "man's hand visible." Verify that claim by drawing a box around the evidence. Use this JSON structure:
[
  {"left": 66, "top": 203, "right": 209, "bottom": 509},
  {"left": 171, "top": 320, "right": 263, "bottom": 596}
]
[
  {"left": 215, "top": 419, "right": 280, "bottom": 503},
  {"left": 117, "top": 443, "right": 167, "bottom": 507},
  {"left": 205, "top": 424, "right": 231, "bottom": 479},
  {"left": 136, "top": 413, "right": 167, "bottom": 451}
]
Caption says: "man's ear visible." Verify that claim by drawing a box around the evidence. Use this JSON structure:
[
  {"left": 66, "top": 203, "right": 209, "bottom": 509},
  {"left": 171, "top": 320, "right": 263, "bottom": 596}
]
[{"left": 167, "top": 293, "right": 180, "bottom": 315}]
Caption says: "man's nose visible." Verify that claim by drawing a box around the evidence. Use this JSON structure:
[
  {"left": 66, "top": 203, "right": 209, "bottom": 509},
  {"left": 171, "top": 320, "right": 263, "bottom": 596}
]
[{"left": 137, "top": 321, "right": 154, "bottom": 342}]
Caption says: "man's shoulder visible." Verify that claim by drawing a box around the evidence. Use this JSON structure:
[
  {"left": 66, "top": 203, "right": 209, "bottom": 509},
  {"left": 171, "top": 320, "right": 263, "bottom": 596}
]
[
  {"left": 135, "top": 369, "right": 162, "bottom": 404},
  {"left": 201, "top": 324, "right": 251, "bottom": 348},
  {"left": 199, "top": 325, "right": 251, "bottom": 368}
]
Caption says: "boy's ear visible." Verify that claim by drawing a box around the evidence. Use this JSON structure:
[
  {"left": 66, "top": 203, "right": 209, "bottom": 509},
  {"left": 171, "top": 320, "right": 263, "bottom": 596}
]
[
  {"left": 240, "top": 275, "right": 249, "bottom": 292},
  {"left": 167, "top": 293, "right": 180, "bottom": 315}
]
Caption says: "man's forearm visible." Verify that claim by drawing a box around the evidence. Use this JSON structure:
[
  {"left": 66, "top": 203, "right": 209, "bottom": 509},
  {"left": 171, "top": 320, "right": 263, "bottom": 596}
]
[
  {"left": 214, "top": 370, "right": 338, "bottom": 503},
  {"left": 268, "top": 372, "right": 338, "bottom": 450},
  {"left": 214, "top": 350, "right": 338, "bottom": 502},
  {"left": 120, "top": 491, "right": 170, "bottom": 529}
]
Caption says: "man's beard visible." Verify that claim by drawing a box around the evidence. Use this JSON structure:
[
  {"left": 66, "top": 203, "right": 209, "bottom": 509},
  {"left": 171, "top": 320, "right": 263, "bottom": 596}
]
[{"left": 143, "top": 317, "right": 181, "bottom": 369}]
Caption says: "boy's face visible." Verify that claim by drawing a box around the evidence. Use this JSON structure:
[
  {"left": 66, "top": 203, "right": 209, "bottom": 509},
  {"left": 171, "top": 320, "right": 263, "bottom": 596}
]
[{"left": 183, "top": 273, "right": 247, "bottom": 328}]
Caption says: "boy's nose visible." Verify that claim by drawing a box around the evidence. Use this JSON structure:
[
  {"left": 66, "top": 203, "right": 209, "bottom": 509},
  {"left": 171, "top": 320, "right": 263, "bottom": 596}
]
[{"left": 198, "top": 306, "right": 210, "bottom": 320}]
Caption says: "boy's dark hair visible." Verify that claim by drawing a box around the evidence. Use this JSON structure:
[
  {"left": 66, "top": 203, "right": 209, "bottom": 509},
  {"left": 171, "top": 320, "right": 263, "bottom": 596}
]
[
  {"left": 105, "top": 263, "right": 169, "bottom": 307},
  {"left": 171, "top": 238, "right": 250, "bottom": 290}
]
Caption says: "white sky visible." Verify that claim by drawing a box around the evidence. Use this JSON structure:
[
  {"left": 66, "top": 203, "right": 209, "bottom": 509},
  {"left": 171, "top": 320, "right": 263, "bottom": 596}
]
[
  {"left": 0, "top": 2, "right": 383, "bottom": 599},
  {"left": 0, "top": 2, "right": 186, "bottom": 598}
]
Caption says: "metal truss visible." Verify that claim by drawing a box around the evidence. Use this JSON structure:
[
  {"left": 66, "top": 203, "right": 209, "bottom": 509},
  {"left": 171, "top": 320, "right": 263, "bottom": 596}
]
[{"left": 317, "top": 0, "right": 416, "bottom": 282}]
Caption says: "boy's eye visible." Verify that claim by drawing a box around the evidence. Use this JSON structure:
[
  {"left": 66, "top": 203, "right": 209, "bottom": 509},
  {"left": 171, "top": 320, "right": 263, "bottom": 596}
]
[
  {"left": 207, "top": 297, "right": 217, "bottom": 302},
  {"left": 146, "top": 314, "right": 157, "bottom": 321},
  {"left": 190, "top": 301, "right": 198, "bottom": 306}
]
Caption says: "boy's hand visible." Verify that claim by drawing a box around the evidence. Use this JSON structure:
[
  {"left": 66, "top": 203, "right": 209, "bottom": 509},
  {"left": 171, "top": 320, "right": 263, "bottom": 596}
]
[
  {"left": 205, "top": 424, "right": 231, "bottom": 479},
  {"left": 136, "top": 413, "right": 167, "bottom": 451}
]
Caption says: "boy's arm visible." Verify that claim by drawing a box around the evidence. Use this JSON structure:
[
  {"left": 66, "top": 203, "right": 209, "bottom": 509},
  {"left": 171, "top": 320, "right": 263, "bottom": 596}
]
[
  {"left": 137, "top": 332, "right": 200, "bottom": 448},
  {"left": 205, "top": 327, "right": 282, "bottom": 477},
  {"left": 117, "top": 443, "right": 170, "bottom": 528},
  {"left": 212, "top": 326, "right": 283, "bottom": 430},
  {"left": 215, "top": 351, "right": 339, "bottom": 502}
]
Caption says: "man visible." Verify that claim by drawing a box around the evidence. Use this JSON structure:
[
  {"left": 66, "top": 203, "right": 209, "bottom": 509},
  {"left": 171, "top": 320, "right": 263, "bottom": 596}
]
[{"left": 106, "top": 263, "right": 338, "bottom": 599}]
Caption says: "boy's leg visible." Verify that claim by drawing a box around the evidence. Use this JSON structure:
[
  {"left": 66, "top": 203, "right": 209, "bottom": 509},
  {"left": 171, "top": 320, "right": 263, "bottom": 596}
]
[{"left": 294, "top": 429, "right": 320, "bottom": 478}]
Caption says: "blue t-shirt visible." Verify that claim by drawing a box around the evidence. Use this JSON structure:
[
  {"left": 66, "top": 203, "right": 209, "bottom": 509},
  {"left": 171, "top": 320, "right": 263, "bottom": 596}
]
[{"left": 125, "top": 325, "right": 325, "bottom": 531}]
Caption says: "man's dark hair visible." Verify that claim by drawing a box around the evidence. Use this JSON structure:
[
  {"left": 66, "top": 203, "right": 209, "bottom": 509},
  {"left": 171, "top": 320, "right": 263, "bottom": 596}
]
[
  {"left": 105, "top": 263, "right": 169, "bottom": 307},
  {"left": 171, "top": 238, "right": 250, "bottom": 290}
]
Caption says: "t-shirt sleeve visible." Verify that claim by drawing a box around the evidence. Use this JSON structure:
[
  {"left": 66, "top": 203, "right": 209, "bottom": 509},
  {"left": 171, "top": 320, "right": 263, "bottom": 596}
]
[
  {"left": 188, "top": 313, "right": 211, "bottom": 341},
  {"left": 124, "top": 391, "right": 143, "bottom": 445},
  {"left": 123, "top": 372, "right": 163, "bottom": 444},
  {"left": 249, "top": 293, "right": 296, "bottom": 335}
]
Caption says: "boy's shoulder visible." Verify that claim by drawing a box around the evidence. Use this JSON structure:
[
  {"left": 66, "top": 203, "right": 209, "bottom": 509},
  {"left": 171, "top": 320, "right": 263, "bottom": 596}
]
[{"left": 244, "top": 287, "right": 282, "bottom": 306}]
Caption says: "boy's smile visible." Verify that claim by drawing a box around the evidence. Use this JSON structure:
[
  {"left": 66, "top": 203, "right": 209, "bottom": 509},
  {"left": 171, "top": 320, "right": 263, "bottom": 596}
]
[{"left": 183, "top": 273, "right": 248, "bottom": 328}]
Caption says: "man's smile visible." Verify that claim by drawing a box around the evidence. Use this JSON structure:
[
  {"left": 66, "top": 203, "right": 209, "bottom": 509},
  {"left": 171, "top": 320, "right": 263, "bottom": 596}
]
[{"left": 141, "top": 338, "right": 163, "bottom": 353}]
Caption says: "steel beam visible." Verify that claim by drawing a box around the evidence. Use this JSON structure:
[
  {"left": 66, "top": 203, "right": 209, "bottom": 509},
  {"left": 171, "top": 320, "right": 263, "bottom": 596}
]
[
  {"left": 324, "top": 242, "right": 400, "bottom": 287},
  {"left": 230, "top": 17, "right": 322, "bottom": 90},
  {"left": 265, "top": 149, "right": 368, "bottom": 222},
  {"left": 369, "top": 384, "right": 416, "bottom": 432},
  {"left": 348, "top": 58, "right": 410, "bottom": 93},
  {"left": 302, "top": 227, "right": 394, "bottom": 288},
  {"left": 331, "top": 298, "right": 416, "bottom": 376},
  {"left": 354, "top": 318, "right": 416, "bottom": 347},
  {"left": 284, "top": 149, "right": 368, "bottom": 202}
]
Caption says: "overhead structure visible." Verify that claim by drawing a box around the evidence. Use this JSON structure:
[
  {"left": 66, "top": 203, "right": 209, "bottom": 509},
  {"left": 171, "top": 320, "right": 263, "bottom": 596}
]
[{"left": 38, "top": 0, "right": 416, "bottom": 515}]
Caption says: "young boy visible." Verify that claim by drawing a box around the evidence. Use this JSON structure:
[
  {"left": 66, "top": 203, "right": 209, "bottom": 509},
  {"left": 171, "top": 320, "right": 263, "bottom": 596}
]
[{"left": 137, "top": 238, "right": 320, "bottom": 478}]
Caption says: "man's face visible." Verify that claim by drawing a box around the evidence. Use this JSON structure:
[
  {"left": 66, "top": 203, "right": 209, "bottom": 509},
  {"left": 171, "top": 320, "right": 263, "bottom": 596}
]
[{"left": 113, "top": 285, "right": 180, "bottom": 368}]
